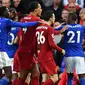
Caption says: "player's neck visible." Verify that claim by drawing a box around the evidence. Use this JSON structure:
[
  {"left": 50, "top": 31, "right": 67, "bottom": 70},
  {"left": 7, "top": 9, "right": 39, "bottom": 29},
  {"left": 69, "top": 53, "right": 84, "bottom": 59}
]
[
  {"left": 82, "top": 20, "right": 85, "bottom": 26},
  {"left": 29, "top": 12, "right": 38, "bottom": 17},
  {"left": 44, "top": 21, "right": 52, "bottom": 26}
]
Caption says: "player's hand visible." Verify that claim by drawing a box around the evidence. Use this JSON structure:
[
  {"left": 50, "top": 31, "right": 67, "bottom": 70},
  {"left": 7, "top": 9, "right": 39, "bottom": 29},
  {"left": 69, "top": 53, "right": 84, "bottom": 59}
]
[{"left": 62, "top": 49, "right": 65, "bottom": 55}]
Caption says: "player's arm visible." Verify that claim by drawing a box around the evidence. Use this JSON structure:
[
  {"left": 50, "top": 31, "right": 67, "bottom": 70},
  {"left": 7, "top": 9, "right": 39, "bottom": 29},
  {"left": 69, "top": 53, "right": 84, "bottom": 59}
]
[
  {"left": 54, "top": 24, "right": 68, "bottom": 34},
  {"left": 7, "top": 19, "right": 38, "bottom": 27},
  {"left": 54, "top": 30, "right": 61, "bottom": 35},
  {"left": 48, "top": 27, "right": 65, "bottom": 55},
  {"left": 13, "top": 28, "right": 22, "bottom": 45},
  {"left": 13, "top": 36, "right": 19, "bottom": 44}
]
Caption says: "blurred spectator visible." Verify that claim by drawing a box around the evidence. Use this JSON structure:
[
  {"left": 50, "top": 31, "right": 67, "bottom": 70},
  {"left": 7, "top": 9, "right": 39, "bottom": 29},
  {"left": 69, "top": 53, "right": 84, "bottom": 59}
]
[
  {"left": 63, "top": 0, "right": 84, "bottom": 8},
  {"left": 11, "top": 0, "right": 28, "bottom": 20},
  {"left": 84, "top": 0, "right": 85, "bottom": 7},
  {"left": 45, "top": 0, "right": 64, "bottom": 21},
  {"left": 59, "top": 8, "right": 69, "bottom": 24},
  {"left": 2, "top": 0, "right": 11, "bottom": 8},
  {"left": 65, "top": 2, "right": 81, "bottom": 11},
  {"left": 65, "top": 2, "right": 80, "bottom": 23},
  {"left": 13, "top": 0, "right": 21, "bottom": 8},
  {"left": 39, "top": 0, "right": 53, "bottom": 7},
  {"left": 79, "top": 8, "right": 85, "bottom": 25},
  {"left": 79, "top": 8, "right": 85, "bottom": 56},
  {"left": 0, "top": 0, "right": 2, "bottom": 6},
  {"left": 36, "top": 0, "right": 53, "bottom": 12}
]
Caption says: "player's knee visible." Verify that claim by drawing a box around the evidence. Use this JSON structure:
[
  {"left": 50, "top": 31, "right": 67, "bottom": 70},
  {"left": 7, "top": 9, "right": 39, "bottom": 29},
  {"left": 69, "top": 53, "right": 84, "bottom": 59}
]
[
  {"left": 32, "top": 71, "right": 40, "bottom": 77},
  {"left": 42, "top": 73, "right": 48, "bottom": 82},
  {"left": 32, "top": 65, "right": 40, "bottom": 76},
  {"left": 50, "top": 74, "right": 58, "bottom": 83}
]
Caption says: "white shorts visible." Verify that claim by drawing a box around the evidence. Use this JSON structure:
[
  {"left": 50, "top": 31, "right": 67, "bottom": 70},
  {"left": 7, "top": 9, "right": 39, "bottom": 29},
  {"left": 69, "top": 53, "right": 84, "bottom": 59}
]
[
  {"left": 0, "top": 52, "right": 11, "bottom": 69},
  {"left": 65, "top": 57, "right": 85, "bottom": 74},
  {"left": 2, "top": 58, "right": 16, "bottom": 74}
]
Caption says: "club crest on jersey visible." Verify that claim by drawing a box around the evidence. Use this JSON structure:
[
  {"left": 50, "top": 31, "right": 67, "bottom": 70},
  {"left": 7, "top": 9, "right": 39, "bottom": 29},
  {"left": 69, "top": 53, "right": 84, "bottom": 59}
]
[{"left": 11, "top": 27, "right": 16, "bottom": 30}]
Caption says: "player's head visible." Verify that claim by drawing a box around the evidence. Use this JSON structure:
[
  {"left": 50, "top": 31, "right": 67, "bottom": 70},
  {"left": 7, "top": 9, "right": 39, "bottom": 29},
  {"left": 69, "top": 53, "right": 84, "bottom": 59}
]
[
  {"left": 79, "top": 8, "right": 85, "bottom": 21},
  {"left": 0, "top": 6, "right": 6, "bottom": 16},
  {"left": 67, "top": 13, "right": 77, "bottom": 24},
  {"left": 0, "top": 6, "right": 9, "bottom": 17},
  {"left": 9, "top": 8, "right": 18, "bottom": 21},
  {"left": 61, "top": 8, "right": 69, "bottom": 21},
  {"left": 28, "top": 1, "right": 42, "bottom": 17},
  {"left": 41, "top": 10, "right": 55, "bottom": 24}
]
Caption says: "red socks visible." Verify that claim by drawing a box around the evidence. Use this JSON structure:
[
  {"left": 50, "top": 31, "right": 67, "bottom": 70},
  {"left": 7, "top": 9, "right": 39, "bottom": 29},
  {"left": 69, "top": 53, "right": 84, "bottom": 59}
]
[
  {"left": 58, "top": 71, "right": 67, "bottom": 85},
  {"left": 43, "top": 79, "right": 54, "bottom": 85},
  {"left": 31, "top": 76, "right": 39, "bottom": 85}
]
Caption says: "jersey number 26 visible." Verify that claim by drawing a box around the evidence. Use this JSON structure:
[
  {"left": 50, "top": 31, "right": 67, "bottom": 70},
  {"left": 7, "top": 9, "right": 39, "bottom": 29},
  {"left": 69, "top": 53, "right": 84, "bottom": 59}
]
[{"left": 36, "top": 31, "right": 45, "bottom": 44}]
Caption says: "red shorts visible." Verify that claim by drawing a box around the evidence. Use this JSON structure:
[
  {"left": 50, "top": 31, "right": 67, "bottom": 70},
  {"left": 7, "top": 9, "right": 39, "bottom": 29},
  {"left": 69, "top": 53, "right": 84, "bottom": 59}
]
[
  {"left": 18, "top": 51, "right": 36, "bottom": 70},
  {"left": 13, "top": 50, "right": 20, "bottom": 72},
  {"left": 39, "top": 55, "right": 57, "bottom": 75}
]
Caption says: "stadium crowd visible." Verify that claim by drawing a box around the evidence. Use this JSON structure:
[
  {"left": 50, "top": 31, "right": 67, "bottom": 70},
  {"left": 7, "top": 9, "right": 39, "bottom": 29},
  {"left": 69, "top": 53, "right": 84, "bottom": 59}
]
[{"left": 0, "top": 0, "right": 85, "bottom": 85}]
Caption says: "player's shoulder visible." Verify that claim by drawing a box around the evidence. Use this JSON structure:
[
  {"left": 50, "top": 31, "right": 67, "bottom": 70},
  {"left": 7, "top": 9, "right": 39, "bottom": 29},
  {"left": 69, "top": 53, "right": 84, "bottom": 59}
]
[
  {"left": 21, "top": 14, "right": 41, "bottom": 22},
  {"left": 68, "top": 24, "right": 82, "bottom": 28},
  {"left": 36, "top": 23, "right": 48, "bottom": 30},
  {"left": 1, "top": 17, "right": 10, "bottom": 22}
]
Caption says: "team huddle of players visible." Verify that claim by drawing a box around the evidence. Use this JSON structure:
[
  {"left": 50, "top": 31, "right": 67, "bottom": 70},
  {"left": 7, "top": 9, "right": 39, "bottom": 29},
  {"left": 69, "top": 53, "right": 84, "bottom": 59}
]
[{"left": 0, "top": 1, "right": 85, "bottom": 85}]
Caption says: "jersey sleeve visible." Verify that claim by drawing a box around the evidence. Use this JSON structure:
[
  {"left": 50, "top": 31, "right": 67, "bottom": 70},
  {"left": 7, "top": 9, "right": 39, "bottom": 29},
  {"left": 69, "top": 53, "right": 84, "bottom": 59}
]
[
  {"left": 7, "top": 19, "right": 38, "bottom": 27},
  {"left": 82, "top": 26, "right": 85, "bottom": 33},
  {"left": 17, "top": 28, "right": 23, "bottom": 45},
  {"left": 48, "top": 26, "right": 62, "bottom": 52},
  {"left": 55, "top": 25, "right": 64, "bottom": 31},
  {"left": 54, "top": 30, "right": 61, "bottom": 35}
]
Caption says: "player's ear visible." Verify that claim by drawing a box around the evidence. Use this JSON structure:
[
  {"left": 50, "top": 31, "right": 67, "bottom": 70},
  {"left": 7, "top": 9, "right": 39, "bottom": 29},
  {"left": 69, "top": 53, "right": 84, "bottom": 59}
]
[
  {"left": 34, "top": 8, "right": 37, "bottom": 13},
  {"left": 49, "top": 16, "right": 53, "bottom": 23},
  {"left": 49, "top": 17, "right": 52, "bottom": 21}
]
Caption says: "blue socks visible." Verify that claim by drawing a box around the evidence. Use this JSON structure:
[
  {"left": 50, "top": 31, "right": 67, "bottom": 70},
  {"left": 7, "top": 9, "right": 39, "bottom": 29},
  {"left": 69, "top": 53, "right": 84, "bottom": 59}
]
[
  {"left": 68, "top": 76, "right": 73, "bottom": 85},
  {"left": 0, "top": 77, "right": 9, "bottom": 85},
  {"left": 80, "top": 77, "right": 85, "bottom": 85}
]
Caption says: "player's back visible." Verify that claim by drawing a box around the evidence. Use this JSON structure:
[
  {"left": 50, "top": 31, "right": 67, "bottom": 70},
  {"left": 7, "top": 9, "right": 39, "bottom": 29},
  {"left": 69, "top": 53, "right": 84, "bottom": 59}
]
[
  {"left": 0, "top": 17, "right": 10, "bottom": 51},
  {"left": 19, "top": 15, "right": 41, "bottom": 52},
  {"left": 63, "top": 24, "right": 85, "bottom": 57},
  {"left": 5, "top": 27, "right": 20, "bottom": 58},
  {"left": 36, "top": 23, "right": 54, "bottom": 60}
]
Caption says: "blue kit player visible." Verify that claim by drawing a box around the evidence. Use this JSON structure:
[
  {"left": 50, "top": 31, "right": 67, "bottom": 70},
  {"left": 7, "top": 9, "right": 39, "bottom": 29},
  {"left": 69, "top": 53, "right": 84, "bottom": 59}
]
[
  {"left": 0, "top": 6, "right": 39, "bottom": 85},
  {"left": 55, "top": 13, "right": 85, "bottom": 85}
]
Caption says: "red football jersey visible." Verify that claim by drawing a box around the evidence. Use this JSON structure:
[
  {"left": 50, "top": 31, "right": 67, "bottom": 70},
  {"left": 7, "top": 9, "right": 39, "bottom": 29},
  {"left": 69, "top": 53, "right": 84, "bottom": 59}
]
[
  {"left": 18, "top": 14, "right": 41, "bottom": 53},
  {"left": 36, "top": 23, "right": 62, "bottom": 61}
]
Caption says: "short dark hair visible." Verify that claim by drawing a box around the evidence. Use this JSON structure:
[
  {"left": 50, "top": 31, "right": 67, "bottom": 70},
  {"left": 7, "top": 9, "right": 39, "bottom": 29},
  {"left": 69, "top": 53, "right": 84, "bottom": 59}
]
[
  {"left": 28, "top": 1, "right": 39, "bottom": 13},
  {"left": 67, "top": 13, "right": 77, "bottom": 24},
  {"left": 0, "top": 6, "right": 6, "bottom": 17},
  {"left": 0, "top": 6, "right": 10, "bottom": 18},
  {"left": 41, "top": 10, "right": 54, "bottom": 21}
]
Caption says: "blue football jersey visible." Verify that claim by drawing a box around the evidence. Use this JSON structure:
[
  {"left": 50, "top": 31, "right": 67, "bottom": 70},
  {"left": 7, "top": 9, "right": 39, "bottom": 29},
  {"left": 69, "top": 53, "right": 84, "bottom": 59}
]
[
  {"left": 55, "top": 24, "right": 85, "bottom": 57},
  {"left": 0, "top": 17, "right": 38, "bottom": 51},
  {"left": 5, "top": 27, "right": 20, "bottom": 58}
]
